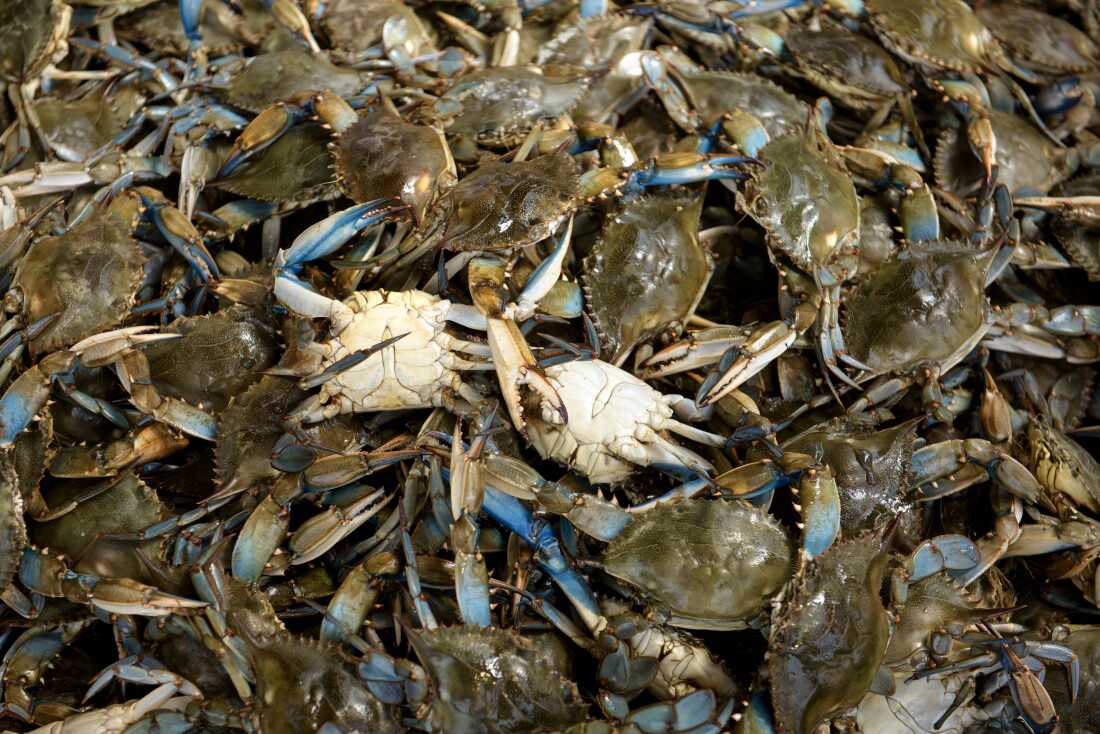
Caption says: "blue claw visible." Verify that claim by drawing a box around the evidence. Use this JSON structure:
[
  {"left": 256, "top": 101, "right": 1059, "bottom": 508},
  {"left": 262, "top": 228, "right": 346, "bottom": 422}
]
[
  {"left": 630, "top": 154, "right": 755, "bottom": 189},
  {"left": 215, "top": 104, "right": 312, "bottom": 179},
  {"left": 798, "top": 470, "right": 841, "bottom": 559},
  {"left": 232, "top": 495, "right": 288, "bottom": 582},
  {"left": 514, "top": 218, "right": 573, "bottom": 315},
  {"left": 908, "top": 534, "right": 980, "bottom": 582},
  {"left": 1037, "top": 77, "right": 1085, "bottom": 115},
  {"left": 740, "top": 690, "right": 778, "bottom": 733},
  {"left": 579, "top": 0, "right": 608, "bottom": 16},
  {"left": 141, "top": 195, "right": 220, "bottom": 283},
  {"left": 278, "top": 200, "right": 407, "bottom": 275},
  {"left": 628, "top": 5, "right": 737, "bottom": 38},
  {"left": 180, "top": 0, "right": 203, "bottom": 43},
  {"left": 0, "top": 352, "right": 76, "bottom": 447},
  {"left": 481, "top": 485, "right": 602, "bottom": 629}
]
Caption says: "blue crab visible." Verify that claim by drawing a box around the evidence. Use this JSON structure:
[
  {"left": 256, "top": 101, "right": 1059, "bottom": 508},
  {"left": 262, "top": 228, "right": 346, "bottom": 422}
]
[
  {"left": 976, "top": 4, "right": 1100, "bottom": 77},
  {"left": 583, "top": 191, "right": 713, "bottom": 366}
]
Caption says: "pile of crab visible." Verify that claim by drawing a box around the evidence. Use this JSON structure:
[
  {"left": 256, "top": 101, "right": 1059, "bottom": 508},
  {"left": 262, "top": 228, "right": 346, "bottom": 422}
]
[{"left": 2, "top": 0, "right": 1100, "bottom": 732}]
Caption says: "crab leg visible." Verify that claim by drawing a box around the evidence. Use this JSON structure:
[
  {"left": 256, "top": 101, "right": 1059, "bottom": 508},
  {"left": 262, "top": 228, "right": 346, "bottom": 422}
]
[
  {"left": 20, "top": 547, "right": 207, "bottom": 617},
  {"left": 626, "top": 152, "right": 757, "bottom": 189},
  {"left": 450, "top": 418, "right": 492, "bottom": 627},
  {"left": 955, "top": 487, "right": 1024, "bottom": 587},
  {"left": 49, "top": 423, "right": 187, "bottom": 478},
  {"left": 1002, "top": 520, "right": 1100, "bottom": 559},
  {"left": 912, "top": 438, "right": 1043, "bottom": 503},
  {"left": 178, "top": 0, "right": 205, "bottom": 77},
  {"left": 67, "top": 38, "right": 180, "bottom": 96},
  {"left": 474, "top": 452, "right": 632, "bottom": 542},
  {"left": 987, "top": 303, "right": 1100, "bottom": 363},
  {"left": 84, "top": 655, "right": 199, "bottom": 702},
  {"left": 139, "top": 191, "right": 220, "bottom": 283},
  {"left": 216, "top": 100, "right": 314, "bottom": 178},
  {"left": 114, "top": 349, "right": 217, "bottom": 441}
]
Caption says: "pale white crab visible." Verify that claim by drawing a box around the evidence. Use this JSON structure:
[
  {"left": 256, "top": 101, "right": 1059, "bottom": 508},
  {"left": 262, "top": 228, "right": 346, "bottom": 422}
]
[
  {"left": 524, "top": 358, "right": 723, "bottom": 484},
  {"left": 273, "top": 207, "right": 574, "bottom": 427},
  {"left": 284, "top": 289, "right": 495, "bottom": 424}
]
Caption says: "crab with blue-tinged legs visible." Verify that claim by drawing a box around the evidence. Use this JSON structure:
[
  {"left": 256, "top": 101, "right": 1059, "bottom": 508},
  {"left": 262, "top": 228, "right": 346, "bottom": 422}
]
[
  {"left": 266, "top": 124, "right": 756, "bottom": 419},
  {"left": 221, "top": 77, "right": 758, "bottom": 258},
  {"left": 325, "top": 463, "right": 740, "bottom": 732},
  {"left": 178, "top": 0, "right": 320, "bottom": 77},
  {"left": 0, "top": 327, "right": 186, "bottom": 447},
  {"left": 0, "top": 618, "right": 92, "bottom": 722},
  {"left": 634, "top": 114, "right": 944, "bottom": 401},
  {"left": 17, "top": 546, "right": 207, "bottom": 619},
  {"left": 414, "top": 426, "right": 993, "bottom": 734},
  {"left": 270, "top": 199, "right": 544, "bottom": 427},
  {"left": 903, "top": 630, "right": 1080, "bottom": 734},
  {"left": 0, "top": 183, "right": 218, "bottom": 338}
]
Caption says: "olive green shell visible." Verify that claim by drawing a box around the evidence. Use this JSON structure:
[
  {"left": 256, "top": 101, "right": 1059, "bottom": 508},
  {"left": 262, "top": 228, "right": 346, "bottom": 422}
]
[
  {"left": 842, "top": 241, "right": 993, "bottom": 375},
  {"left": 216, "top": 123, "right": 339, "bottom": 205},
  {"left": 584, "top": 192, "right": 711, "bottom": 363},
  {"left": 602, "top": 499, "right": 792, "bottom": 630},
  {"left": 743, "top": 132, "right": 860, "bottom": 274},
  {"left": 14, "top": 204, "right": 144, "bottom": 355},
  {"left": 143, "top": 305, "right": 279, "bottom": 412},
  {"left": 441, "top": 151, "right": 581, "bottom": 252},
  {"left": 783, "top": 417, "right": 922, "bottom": 547},
  {"left": 411, "top": 626, "right": 588, "bottom": 734},
  {"left": 768, "top": 531, "right": 891, "bottom": 734}
]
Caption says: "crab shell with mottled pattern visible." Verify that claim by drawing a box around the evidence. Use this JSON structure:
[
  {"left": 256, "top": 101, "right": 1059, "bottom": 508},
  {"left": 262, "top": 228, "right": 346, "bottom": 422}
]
[{"left": 601, "top": 498, "right": 793, "bottom": 630}]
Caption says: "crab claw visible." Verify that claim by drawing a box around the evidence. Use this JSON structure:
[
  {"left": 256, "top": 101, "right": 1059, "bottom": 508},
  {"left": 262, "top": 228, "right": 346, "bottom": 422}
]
[
  {"left": 232, "top": 494, "right": 290, "bottom": 582},
  {"left": 68, "top": 574, "right": 208, "bottom": 617},
  {"left": 631, "top": 151, "right": 759, "bottom": 188},
  {"left": 0, "top": 350, "right": 76, "bottom": 447},
  {"left": 115, "top": 349, "right": 217, "bottom": 441},
  {"left": 277, "top": 199, "right": 409, "bottom": 276},
  {"left": 486, "top": 316, "right": 567, "bottom": 434},
  {"left": 481, "top": 453, "right": 632, "bottom": 542},
  {"left": 967, "top": 115, "right": 997, "bottom": 187},
  {"left": 697, "top": 320, "right": 797, "bottom": 406},
  {"left": 639, "top": 50, "right": 699, "bottom": 132},
  {"left": 793, "top": 464, "right": 841, "bottom": 559},
  {"left": 638, "top": 326, "right": 752, "bottom": 379},
  {"left": 907, "top": 534, "right": 980, "bottom": 583},
  {"left": 469, "top": 255, "right": 567, "bottom": 434},
  {"left": 289, "top": 487, "right": 389, "bottom": 564},
  {"left": 217, "top": 103, "right": 307, "bottom": 179},
  {"left": 140, "top": 191, "right": 220, "bottom": 283}
]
